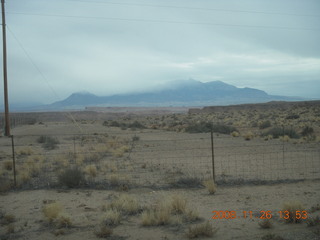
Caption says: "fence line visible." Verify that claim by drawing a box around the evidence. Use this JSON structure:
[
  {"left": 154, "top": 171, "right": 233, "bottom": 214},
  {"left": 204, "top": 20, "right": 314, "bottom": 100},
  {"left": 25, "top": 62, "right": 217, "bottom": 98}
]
[{"left": 0, "top": 131, "right": 319, "bottom": 190}]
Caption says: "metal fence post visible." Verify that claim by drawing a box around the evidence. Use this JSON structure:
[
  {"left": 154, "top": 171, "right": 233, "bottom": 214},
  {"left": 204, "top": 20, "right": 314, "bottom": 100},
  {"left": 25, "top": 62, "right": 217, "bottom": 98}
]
[
  {"left": 211, "top": 129, "right": 215, "bottom": 182},
  {"left": 11, "top": 135, "right": 16, "bottom": 187}
]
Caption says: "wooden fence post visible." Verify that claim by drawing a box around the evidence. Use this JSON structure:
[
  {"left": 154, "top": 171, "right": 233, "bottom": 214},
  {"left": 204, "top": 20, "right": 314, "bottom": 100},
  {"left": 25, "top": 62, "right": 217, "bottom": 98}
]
[
  {"left": 11, "top": 135, "right": 16, "bottom": 187},
  {"left": 211, "top": 129, "right": 215, "bottom": 182}
]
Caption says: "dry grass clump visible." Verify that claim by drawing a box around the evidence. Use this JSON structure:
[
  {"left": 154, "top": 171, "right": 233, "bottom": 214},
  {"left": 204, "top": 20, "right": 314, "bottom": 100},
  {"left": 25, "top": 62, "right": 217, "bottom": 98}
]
[
  {"left": 108, "top": 194, "right": 140, "bottom": 215},
  {"left": 258, "top": 219, "right": 273, "bottom": 229},
  {"left": 141, "top": 201, "right": 172, "bottom": 226},
  {"left": 58, "top": 167, "right": 84, "bottom": 188},
  {"left": 186, "top": 221, "right": 217, "bottom": 239},
  {"left": 261, "top": 234, "right": 285, "bottom": 240},
  {"left": 171, "top": 194, "right": 187, "bottom": 214},
  {"left": 55, "top": 213, "right": 72, "bottom": 228},
  {"left": 306, "top": 216, "right": 320, "bottom": 227},
  {"left": 0, "top": 177, "right": 12, "bottom": 193},
  {"left": 141, "top": 194, "right": 200, "bottom": 226},
  {"left": 282, "top": 201, "right": 306, "bottom": 223},
  {"left": 42, "top": 202, "right": 63, "bottom": 223},
  {"left": 0, "top": 212, "right": 16, "bottom": 226},
  {"left": 202, "top": 179, "right": 217, "bottom": 194},
  {"left": 231, "top": 131, "right": 239, "bottom": 137},
  {"left": 111, "top": 145, "right": 130, "bottom": 157},
  {"left": 42, "top": 202, "right": 72, "bottom": 228},
  {"left": 95, "top": 225, "right": 113, "bottom": 238},
  {"left": 3, "top": 160, "right": 13, "bottom": 171},
  {"left": 6, "top": 224, "right": 15, "bottom": 234},
  {"left": 84, "top": 164, "right": 97, "bottom": 178},
  {"left": 102, "top": 209, "right": 121, "bottom": 226},
  {"left": 244, "top": 131, "right": 254, "bottom": 141},
  {"left": 18, "top": 147, "right": 33, "bottom": 156}
]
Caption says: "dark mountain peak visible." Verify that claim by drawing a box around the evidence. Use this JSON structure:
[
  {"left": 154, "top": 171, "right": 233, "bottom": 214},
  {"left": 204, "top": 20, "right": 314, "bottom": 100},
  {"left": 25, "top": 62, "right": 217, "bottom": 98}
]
[{"left": 48, "top": 80, "right": 303, "bottom": 109}]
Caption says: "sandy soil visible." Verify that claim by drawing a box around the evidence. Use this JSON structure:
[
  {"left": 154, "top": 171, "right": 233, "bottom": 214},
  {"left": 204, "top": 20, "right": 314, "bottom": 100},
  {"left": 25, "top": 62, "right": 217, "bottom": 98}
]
[
  {"left": 1, "top": 180, "right": 319, "bottom": 240},
  {"left": 1, "top": 104, "right": 319, "bottom": 240}
]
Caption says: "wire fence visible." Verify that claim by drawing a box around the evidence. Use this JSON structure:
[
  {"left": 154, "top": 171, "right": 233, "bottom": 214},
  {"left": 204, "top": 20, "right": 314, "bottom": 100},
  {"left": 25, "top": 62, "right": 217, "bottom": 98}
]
[{"left": 0, "top": 130, "right": 319, "bottom": 190}]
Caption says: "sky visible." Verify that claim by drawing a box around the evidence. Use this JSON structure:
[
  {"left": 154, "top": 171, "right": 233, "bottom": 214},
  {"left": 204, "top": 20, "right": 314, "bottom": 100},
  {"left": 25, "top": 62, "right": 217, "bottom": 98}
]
[{"left": 0, "top": 0, "right": 320, "bottom": 105}]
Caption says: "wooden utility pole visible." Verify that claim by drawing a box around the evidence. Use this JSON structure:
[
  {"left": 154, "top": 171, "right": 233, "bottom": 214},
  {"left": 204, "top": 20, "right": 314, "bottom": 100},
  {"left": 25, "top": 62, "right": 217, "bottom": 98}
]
[{"left": 1, "top": 0, "right": 10, "bottom": 136}]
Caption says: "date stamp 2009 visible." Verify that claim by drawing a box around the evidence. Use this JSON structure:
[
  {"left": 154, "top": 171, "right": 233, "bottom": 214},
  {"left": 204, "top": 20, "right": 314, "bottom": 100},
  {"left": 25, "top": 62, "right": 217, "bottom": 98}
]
[{"left": 211, "top": 210, "right": 308, "bottom": 220}]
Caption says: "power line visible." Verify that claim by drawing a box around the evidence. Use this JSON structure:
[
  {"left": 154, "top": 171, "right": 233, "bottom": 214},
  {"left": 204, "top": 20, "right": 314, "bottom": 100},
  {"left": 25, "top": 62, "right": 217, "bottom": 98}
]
[
  {"left": 65, "top": 0, "right": 320, "bottom": 18},
  {"left": 6, "top": 25, "right": 85, "bottom": 134},
  {"left": 6, "top": 12, "right": 320, "bottom": 31}
]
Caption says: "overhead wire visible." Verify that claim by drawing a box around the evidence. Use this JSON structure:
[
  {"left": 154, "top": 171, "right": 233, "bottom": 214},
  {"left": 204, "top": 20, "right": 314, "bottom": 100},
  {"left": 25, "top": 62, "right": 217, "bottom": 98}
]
[
  {"left": 6, "top": 12, "right": 320, "bottom": 31},
  {"left": 6, "top": 25, "right": 85, "bottom": 134},
  {"left": 63, "top": 0, "right": 320, "bottom": 18}
]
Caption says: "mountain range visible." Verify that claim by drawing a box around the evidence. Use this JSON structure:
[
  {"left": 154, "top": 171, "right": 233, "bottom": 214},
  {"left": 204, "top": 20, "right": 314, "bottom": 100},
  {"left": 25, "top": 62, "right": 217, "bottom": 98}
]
[{"left": 12, "top": 80, "right": 306, "bottom": 111}]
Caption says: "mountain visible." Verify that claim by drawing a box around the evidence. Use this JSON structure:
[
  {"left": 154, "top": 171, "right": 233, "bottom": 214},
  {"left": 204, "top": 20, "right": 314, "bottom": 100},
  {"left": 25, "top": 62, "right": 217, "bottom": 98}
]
[{"left": 34, "top": 80, "right": 305, "bottom": 110}]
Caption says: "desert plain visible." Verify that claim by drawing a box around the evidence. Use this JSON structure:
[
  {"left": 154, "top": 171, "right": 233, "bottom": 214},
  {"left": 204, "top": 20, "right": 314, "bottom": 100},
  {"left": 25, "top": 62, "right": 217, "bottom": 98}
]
[{"left": 0, "top": 101, "right": 320, "bottom": 240}]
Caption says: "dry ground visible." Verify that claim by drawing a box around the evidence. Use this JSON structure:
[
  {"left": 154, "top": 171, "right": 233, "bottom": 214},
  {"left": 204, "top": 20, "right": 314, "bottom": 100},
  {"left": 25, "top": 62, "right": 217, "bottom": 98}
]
[
  {"left": 0, "top": 181, "right": 319, "bottom": 240},
  {"left": 1, "top": 102, "right": 320, "bottom": 239}
]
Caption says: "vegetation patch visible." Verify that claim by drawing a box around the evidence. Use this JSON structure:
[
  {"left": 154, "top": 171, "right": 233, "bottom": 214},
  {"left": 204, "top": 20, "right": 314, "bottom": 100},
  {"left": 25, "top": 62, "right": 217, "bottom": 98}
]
[
  {"left": 58, "top": 167, "right": 85, "bottom": 188},
  {"left": 186, "top": 221, "right": 217, "bottom": 239}
]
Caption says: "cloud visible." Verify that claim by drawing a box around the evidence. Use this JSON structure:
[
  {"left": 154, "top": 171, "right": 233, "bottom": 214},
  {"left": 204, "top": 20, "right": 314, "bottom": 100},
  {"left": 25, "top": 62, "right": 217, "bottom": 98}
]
[{"left": 1, "top": 0, "right": 319, "bottom": 105}]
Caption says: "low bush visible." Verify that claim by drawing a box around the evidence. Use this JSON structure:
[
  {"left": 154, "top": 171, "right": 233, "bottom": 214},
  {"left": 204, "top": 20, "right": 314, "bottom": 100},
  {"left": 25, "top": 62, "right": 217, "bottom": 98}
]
[
  {"left": 37, "top": 135, "right": 59, "bottom": 150},
  {"left": 282, "top": 201, "right": 305, "bottom": 223},
  {"left": 186, "top": 122, "right": 237, "bottom": 134},
  {"left": 186, "top": 221, "right": 217, "bottom": 239},
  {"left": 95, "top": 225, "right": 113, "bottom": 238},
  {"left": 262, "top": 127, "right": 300, "bottom": 139},
  {"left": 58, "top": 167, "right": 84, "bottom": 188},
  {"left": 259, "top": 120, "right": 271, "bottom": 129},
  {"left": 301, "top": 126, "right": 314, "bottom": 137},
  {"left": 202, "top": 180, "right": 217, "bottom": 194}
]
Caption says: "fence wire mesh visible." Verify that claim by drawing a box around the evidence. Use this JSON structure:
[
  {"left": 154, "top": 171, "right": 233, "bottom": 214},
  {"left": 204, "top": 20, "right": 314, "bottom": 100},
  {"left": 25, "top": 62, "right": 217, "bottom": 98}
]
[{"left": 0, "top": 131, "right": 319, "bottom": 190}]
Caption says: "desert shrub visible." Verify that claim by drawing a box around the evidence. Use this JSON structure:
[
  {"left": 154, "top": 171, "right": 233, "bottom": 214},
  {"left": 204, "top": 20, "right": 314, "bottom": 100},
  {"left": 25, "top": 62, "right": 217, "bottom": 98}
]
[
  {"left": 3, "top": 160, "right": 12, "bottom": 171},
  {"left": 301, "top": 126, "right": 314, "bottom": 137},
  {"left": 306, "top": 216, "right": 320, "bottom": 226},
  {"left": 259, "top": 120, "right": 271, "bottom": 129},
  {"left": 141, "top": 194, "right": 199, "bottom": 227},
  {"left": 231, "top": 131, "right": 239, "bottom": 137},
  {"left": 42, "top": 202, "right": 72, "bottom": 228},
  {"left": 18, "top": 147, "right": 33, "bottom": 156},
  {"left": 102, "top": 209, "right": 121, "bottom": 226},
  {"left": 172, "top": 176, "right": 203, "bottom": 188},
  {"left": 58, "top": 167, "right": 84, "bottom": 188},
  {"left": 261, "top": 234, "right": 285, "bottom": 240},
  {"left": 109, "top": 121, "right": 121, "bottom": 127},
  {"left": 6, "top": 224, "right": 15, "bottom": 234},
  {"left": 0, "top": 177, "right": 12, "bottom": 193},
  {"left": 55, "top": 213, "right": 72, "bottom": 228},
  {"left": 95, "top": 225, "right": 113, "bottom": 238},
  {"left": 171, "top": 194, "right": 187, "bottom": 214},
  {"left": 128, "top": 121, "right": 145, "bottom": 129},
  {"left": 185, "top": 122, "right": 212, "bottom": 133},
  {"left": 262, "top": 127, "right": 300, "bottom": 139},
  {"left": 108, "top": 194, "right": 140, "bottom": 215},
  {"left": 286, "top": 114, "right": 299, "bottom": 119},
  {"left": 141, "top": 201, "right": 172, "bottom": 226},
  {"left": 37, "top": 135, "right": 59, "bottom": 150},
  {"left": 185, "top": 122, "right": 236, "bottom": 134},
  {"left": 186, "top": 221, "right": 217, "bottom": 239},
  {"left": 132, "top": 135, "right": 140, "bottom": 141},
  {"left": 244, "top": 131, "right": 254, "bottom": 141},
  {"left": 202, "top": 180, "right": 217, "bottom": 194},
  {"left": 42, "top": 202, "right": 62, "bottom": 223},
  {"left": 0, "top": 213, "right": 15, "bottom": 225},
  {"left": 84, "top": 164, "right": 97, "bottom": 178},
  {"left": 282, "top": 201, "right": 306, "bottom": 223},
  {"left": 212, "top": 124, "right": 237, "bottom": 134}
]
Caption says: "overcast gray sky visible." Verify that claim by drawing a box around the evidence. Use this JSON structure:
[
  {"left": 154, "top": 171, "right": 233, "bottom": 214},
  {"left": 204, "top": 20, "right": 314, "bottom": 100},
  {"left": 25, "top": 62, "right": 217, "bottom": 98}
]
[{"left": 1, "top": 0, "right": 320, "bottom": 105}]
